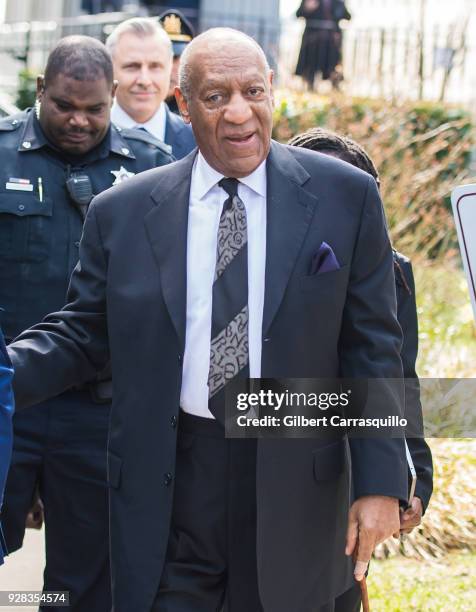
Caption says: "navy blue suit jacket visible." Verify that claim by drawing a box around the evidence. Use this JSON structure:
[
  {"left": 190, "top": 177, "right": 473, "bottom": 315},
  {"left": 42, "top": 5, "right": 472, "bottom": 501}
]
[
  {"left": 164, "top": 105, "right": 196, "bottom": 160},
  {"left": 0, "top": 330, "right": 13, "bottom": 564}
]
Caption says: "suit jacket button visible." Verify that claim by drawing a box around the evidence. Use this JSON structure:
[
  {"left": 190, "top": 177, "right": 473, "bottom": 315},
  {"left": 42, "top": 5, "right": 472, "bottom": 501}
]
[
  {"left": 170, "top": 415, "right": 177, "bottom": 428},
  {"left": 163, "top": 472, "right": 173, "bottom": 486}
]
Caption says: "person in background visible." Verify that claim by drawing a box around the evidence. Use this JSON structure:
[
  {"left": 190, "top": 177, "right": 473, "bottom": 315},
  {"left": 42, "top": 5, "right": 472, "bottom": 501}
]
[
  {"left": 159, "top": 9, "right": 195, "bottom": 115},
  {"left": 288, "top": 126, "right": 434, "bottom": 612},
  {"left": 0, "top": 36, "right": 173, "bottom": 610},
  {"left": 108, "top": 17, "right": 196, "bottom": 159},
  {"left": 0, "top": 328, "right": 14, "bottom": 566},
  {"left": 295, "top": 0, "right": 351, "bottom": 90}
]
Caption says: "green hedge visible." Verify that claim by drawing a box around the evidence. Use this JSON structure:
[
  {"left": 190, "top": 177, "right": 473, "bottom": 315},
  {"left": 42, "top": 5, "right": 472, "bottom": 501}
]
[{"left": 273, "top": 92, "right": 474, "bottom": 261}]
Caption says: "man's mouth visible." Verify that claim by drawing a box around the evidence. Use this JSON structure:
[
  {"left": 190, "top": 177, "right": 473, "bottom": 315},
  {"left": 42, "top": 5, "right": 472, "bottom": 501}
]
[
  {"left": 225, "top": 132, "right": 256, "bottom": 146},
  {"left": 64, "top": 132, "right": 90, "bottom": 142},
  {"left": 131, "top": 91, "right": 157, "bottom": 97}
]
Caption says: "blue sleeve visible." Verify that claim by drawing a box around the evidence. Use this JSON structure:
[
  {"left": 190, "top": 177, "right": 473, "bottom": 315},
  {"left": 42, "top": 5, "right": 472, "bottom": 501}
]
[{"left": 0, "top": 329, "right": 14, "bottom": 564}]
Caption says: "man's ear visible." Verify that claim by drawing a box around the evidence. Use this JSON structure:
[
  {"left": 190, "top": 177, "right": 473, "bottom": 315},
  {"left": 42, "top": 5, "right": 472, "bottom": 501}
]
[
  {"left": 175, "top": 87, "right": 191, "bottom": 124},
  {"left": 269, "top": 70, "right": 275, "bottom": 108},
  {"left": 36, "top": 75, "right": 45, "bottom": 101},
  {"left": 111, "top": 79, "right": 118, "bottom": 101}
]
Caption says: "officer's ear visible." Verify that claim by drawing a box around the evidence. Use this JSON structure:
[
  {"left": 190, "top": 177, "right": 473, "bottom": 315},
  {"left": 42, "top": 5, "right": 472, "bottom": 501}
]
[
  {"left": 175, "top": 87, "right": 191, "bottom": 124},
  {"left": 36, "top": 75, "right": 45, "bottom": 101}
]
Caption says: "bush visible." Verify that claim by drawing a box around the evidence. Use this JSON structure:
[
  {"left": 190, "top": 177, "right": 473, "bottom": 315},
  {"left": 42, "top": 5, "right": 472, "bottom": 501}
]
[
  {"left": 273, "top": 92, "right": 474, "bottom": 261},
  {"left": 15, "top": 69, "right": 37, "bottom": 111}
]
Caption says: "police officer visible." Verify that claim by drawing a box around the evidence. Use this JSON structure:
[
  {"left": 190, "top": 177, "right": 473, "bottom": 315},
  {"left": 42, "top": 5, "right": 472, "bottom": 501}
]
[
  {"left": 158, "top": 9, "right": 195, "bottom": 115},
  {"left": 0, "top": 35, "right": 173, "bottom": 610}
]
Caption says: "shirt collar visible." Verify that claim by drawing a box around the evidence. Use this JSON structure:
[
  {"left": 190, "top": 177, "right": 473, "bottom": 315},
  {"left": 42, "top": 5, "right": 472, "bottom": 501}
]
[
  {"left": 193, "top": 151, "right": 267, "bottom": 201},
  {"left": 18, "top": 109, "right": 48, "bottom": 152},
  {"left": 18, "top": 108, "right": 135, "bottom": 161},
  {"left": 111, "top": 100, "right": 167, "bottom": 142}
]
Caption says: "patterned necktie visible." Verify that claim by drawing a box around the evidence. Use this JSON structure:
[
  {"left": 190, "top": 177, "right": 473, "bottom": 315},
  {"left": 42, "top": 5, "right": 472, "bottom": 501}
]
[{"left": 208, "top": 178, "right": 249, "bottom": 421}]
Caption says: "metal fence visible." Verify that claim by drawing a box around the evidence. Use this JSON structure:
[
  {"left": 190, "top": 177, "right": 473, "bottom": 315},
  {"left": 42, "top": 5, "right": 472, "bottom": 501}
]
[
  {"left": 0, "top": 10, "right": 280, "bottom": 98},
  {"left": 279, "top": 16, "right": 476, "bottom": 107},
  {"left": 0, "top": 11, "right": 474, "bottom": 107}
]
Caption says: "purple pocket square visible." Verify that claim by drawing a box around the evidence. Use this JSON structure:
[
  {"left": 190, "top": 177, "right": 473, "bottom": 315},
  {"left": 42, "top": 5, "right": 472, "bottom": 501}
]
[{"left": 309, "top": 242, "right": 340, "bottom": 275}]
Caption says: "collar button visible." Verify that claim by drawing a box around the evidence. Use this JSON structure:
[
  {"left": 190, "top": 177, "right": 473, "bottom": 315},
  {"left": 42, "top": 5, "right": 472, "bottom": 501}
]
[
  {"left": 121, "top": 147, "right": 130, "bottom": 155},
  {"left": 22, "top": 141, "right": 31, "bottom": 149}
]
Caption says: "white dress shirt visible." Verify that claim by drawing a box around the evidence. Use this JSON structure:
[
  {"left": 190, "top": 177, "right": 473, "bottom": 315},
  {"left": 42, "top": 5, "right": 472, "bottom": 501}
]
[
  {"left": 111, "top": 100, "right": 167, "bottom": 142},
  {"left": 180, "top": 153, "right": 267, "bottom": 419}
]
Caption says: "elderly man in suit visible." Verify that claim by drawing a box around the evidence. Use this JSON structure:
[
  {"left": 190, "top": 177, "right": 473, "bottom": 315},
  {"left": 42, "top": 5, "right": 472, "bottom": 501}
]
[
  {"left": 107, "top": 17, "right": 196, "bottom": 160},
  {"left": 8, "top": 28, "right": 407, "bottom": 611}
]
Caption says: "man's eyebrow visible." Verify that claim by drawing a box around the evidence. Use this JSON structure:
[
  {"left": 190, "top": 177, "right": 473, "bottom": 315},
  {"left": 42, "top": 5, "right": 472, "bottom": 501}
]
[
  {"left": 201, "top": 79, "right": 227, "bottom": 89},
  {"left": 51, "top": 96, "right": 72, "bottom": 105},
  {"left": 201, "top": 76, "right": 264, "bottom": 90}
]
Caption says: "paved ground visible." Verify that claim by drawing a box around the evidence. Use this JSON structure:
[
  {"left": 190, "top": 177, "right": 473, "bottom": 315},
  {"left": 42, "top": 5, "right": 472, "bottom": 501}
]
[{"left": 0, "top": 528, "right": 45, "bottom": 611}]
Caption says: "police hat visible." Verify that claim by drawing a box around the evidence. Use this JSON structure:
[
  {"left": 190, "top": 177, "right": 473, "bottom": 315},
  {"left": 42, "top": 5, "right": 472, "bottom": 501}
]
[{"left": 158, "top": 10, "right": 195, "bottom": 57}]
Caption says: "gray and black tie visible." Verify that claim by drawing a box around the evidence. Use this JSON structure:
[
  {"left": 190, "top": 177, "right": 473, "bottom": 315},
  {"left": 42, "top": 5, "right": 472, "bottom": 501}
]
[{"left": 208, "top": 178, "right": 249, "bottom": 422}]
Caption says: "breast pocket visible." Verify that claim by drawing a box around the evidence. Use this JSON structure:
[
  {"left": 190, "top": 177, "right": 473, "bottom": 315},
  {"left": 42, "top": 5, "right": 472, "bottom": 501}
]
[
  {"left": 0, "top": 193, "right": 53, "bottom": 262},
  {"left": 299, "top": 264, "right": 349, "bottom": 294}
]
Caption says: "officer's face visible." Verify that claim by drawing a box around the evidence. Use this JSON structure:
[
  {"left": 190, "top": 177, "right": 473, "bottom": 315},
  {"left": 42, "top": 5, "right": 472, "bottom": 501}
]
[
  {"left": 37, "top": 73, "right": 115, "bottom": 155},
  {"left": 176, "top": 39, "right": 274, "bottom": 178},
  {"left": 112, "top": 33, "right": 173, "bottom": 124}
]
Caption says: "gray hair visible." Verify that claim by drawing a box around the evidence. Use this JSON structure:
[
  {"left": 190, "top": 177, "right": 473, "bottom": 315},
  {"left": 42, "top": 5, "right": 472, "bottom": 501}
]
[
  {"left": 179, "top": 28, "right": 270, "bottom": 101},
  {"left": 106, "top": 17, "right": 172, "bottom": 59}
]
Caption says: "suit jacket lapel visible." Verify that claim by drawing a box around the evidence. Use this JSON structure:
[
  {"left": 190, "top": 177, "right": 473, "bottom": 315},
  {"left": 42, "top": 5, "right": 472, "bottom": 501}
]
[
  {"left": 164, "top": 106, "right": 185, "bottom": 160},
  {"left": 263, "top": 141, "right": 319, "bottom": 335},
  {"left": 144, "top": 151, "right": 197, "bottom": 351}
]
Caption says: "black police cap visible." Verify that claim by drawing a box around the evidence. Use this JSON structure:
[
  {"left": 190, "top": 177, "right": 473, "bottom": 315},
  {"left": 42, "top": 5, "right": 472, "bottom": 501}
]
[{"left": 158, "top": 10, "right": 195, "bottom": 57}]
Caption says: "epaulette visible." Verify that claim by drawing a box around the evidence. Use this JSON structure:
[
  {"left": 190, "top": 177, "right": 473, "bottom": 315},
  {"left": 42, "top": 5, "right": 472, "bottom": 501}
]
[
  {"left": 0, "top": 112, "right": 24, "bottom": 132},
  {"left": 119, "top": 127, "right": 173, "bottom": 157}
]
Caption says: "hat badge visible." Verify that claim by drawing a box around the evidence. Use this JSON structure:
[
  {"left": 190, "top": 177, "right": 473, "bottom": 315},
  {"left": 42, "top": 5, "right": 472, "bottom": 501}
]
[{"left": 163, "top": 14, "right": 182, "bottom": 36}]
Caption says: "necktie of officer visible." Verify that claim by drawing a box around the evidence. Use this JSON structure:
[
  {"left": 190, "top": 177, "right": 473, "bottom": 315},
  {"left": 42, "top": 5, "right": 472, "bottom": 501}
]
[{"left": 208, "top": 178, "right": 249, "bottom": 422}]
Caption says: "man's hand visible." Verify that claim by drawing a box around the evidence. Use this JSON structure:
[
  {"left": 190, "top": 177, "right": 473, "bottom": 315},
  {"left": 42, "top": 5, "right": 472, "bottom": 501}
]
[
  {"left": 345, "top": 495, "right": 400, "bottom": 581},
  {"left": 399, "top": 497, "right": 423, "bottom": 534}
]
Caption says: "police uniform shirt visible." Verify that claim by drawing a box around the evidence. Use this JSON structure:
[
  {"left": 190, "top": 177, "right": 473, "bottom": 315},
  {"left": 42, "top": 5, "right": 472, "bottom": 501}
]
[{"left": 0, "top": 109, "right": 173, "bottom": 341}]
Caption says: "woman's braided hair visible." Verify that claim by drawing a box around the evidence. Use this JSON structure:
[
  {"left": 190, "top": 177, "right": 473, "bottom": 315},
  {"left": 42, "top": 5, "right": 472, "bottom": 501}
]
[{"left": 288, "top": 127, "right": 380, "bottom": 186}]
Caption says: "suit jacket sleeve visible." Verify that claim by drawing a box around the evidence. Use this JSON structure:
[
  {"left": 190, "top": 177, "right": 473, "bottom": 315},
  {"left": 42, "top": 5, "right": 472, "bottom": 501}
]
[
  {"left": 0, "top": 330, "right": 14, "bottom": 564},
  {"left": 395, "top": 257, "right": 433, "bottom": 512},
  {"left": 340, "top": 177, "right": 408, "bottom": 502},
  {"left": 8, "top": 201, "right": 109, "bottom": 409}
]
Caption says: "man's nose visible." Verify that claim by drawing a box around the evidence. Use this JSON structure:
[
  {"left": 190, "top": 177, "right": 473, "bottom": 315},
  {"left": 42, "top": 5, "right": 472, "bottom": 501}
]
[
  {"left": 69, "top": 112, "right": 89, "bottom": 129},
  {"left": 136, "top": 67, "right": 153, "bottom": 87},
  {"left": 224, "top": 93, "right": 253, "bottom": 124}
]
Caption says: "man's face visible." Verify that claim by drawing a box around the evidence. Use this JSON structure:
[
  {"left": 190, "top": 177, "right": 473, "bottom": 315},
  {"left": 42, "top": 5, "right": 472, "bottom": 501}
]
[
  {"left": 37, "top": 73, "right": 114, "bottom": 155},
  {"left": 177, "top": 41, "right": 274, "bottom": 178},
  {"left": 112, "top": 33, "right": 172, "bottom": 123}
]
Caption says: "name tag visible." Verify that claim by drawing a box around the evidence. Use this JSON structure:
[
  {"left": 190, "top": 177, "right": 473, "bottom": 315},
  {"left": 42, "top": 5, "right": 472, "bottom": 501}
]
[{"left": 6, "top": 178, "right": 33, "bottom": 192}]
